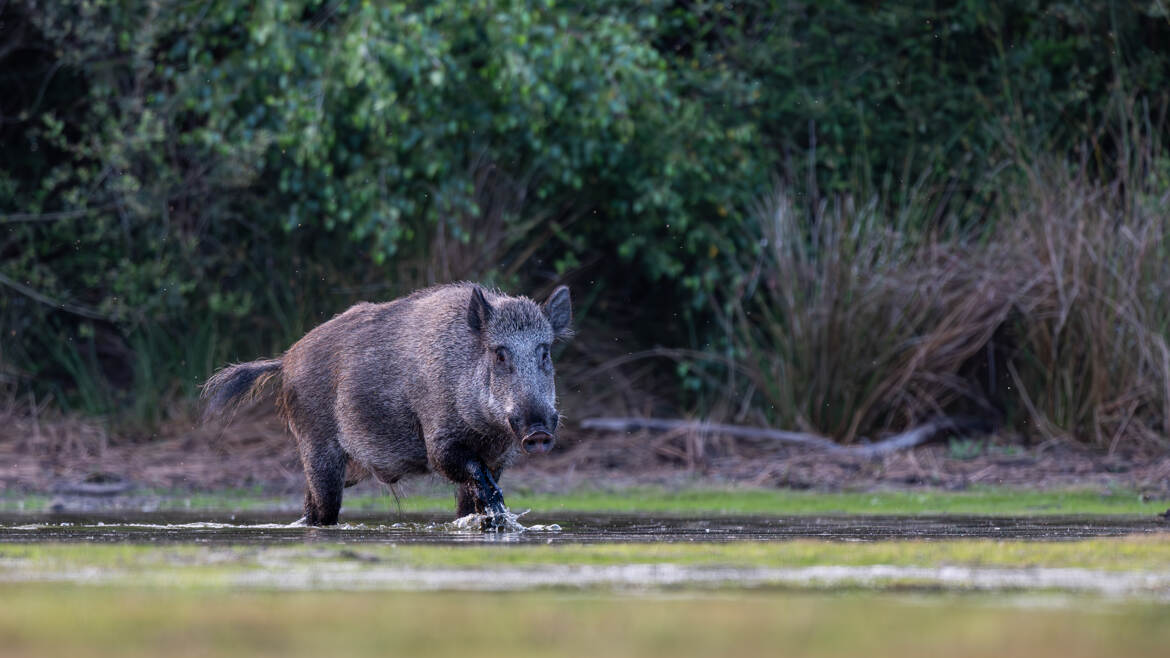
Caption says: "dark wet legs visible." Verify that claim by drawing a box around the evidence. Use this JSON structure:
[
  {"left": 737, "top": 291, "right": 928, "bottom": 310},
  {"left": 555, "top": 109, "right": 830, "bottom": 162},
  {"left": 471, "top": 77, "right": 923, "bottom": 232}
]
[
  {"left": 296, "top": 432, "right": 346, "bottom": 526},
  {"left": 303, "top": 470, "right": 343, "bottom": 526},
  {"left": 455, "top": 482, "right": 482, "bottom": 517},
  {"left": 473, "top": 462, "right": 507, "bottom": 516},
  {"left": 431, "top": 437, "right": 509, "bottom": 527},
  {"left": 454, "top": 462, "right": 507, "bottom": 524}
]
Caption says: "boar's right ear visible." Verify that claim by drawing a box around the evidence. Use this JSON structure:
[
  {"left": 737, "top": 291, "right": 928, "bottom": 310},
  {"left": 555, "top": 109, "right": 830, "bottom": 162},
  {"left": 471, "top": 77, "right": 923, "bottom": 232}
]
[
  {"left": 541, "top": 285, "right": 572, "bottom": 339},
  {"left": 467, "top": 286, "right": 493, "bottom": 334}
]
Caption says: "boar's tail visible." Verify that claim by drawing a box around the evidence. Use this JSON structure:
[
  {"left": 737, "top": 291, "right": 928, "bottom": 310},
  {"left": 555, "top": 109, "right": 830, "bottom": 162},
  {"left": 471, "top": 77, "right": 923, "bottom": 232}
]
[{"left": 200, "top": 358, "right": 283, "bottom": 421}]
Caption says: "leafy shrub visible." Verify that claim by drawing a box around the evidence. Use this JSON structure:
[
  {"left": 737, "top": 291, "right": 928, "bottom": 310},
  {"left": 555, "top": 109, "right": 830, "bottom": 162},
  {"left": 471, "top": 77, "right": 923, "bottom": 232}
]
[
  {"left": 629, "top": 0, "right": 1170, "bottom": 200},
  {"left": 0, "top": 0, "right": 764, "bottom": 412}
]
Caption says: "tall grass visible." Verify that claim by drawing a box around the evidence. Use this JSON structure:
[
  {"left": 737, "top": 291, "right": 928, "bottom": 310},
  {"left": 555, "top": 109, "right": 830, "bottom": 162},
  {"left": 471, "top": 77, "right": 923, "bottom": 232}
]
[
  {"left": 33, "top": 316, "right": 234, "bottom": 424},
  {"left": 718, "top": 150, "right": 1170, "bottom": 448},
  {"left": 1003, "top": 158, "right": 1170, "bottom": 447}
]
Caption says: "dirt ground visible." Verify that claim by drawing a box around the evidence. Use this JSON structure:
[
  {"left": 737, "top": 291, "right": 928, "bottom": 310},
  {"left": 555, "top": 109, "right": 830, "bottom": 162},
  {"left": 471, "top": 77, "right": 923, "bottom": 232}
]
[{"left": 2, "top": 404, "right": 1169, "bottom": 497}]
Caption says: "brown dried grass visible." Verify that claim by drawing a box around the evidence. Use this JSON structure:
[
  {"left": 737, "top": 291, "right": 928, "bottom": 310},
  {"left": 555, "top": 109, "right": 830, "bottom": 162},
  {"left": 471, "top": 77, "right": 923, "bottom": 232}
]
[
  {"left": 0, "top": 389, "right": 301, "bottom": 492},
  {"left": 714, "top": 156, "right": 1170, "bottom": 448}
]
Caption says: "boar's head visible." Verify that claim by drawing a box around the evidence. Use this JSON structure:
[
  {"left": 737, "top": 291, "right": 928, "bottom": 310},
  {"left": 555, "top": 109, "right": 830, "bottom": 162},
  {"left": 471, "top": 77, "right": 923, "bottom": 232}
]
[{"left": 467, "top": 285, "right": 572, "bottom": 454}]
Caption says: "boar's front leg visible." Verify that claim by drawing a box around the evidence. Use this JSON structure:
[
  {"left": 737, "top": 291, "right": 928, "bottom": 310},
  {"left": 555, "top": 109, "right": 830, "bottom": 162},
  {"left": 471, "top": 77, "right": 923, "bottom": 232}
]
[
  {"left": 466, "top": 460, "right": 508, "bottom": 521},
  {"left": 433, "top": 439, "right": 509, "bottom": 528},
  {"left": 454, "top": 466, "right": 503, "bottom": 517}
]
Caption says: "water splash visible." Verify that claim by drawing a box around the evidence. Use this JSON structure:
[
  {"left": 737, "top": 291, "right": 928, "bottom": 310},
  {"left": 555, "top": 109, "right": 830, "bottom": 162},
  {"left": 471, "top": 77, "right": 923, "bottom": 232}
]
[{"left": 449, "top": 509, "right": 561, "bottom": 533}]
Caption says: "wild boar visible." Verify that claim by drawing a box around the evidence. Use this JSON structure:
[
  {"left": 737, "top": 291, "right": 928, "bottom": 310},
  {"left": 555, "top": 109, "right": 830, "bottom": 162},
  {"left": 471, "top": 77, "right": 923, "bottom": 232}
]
[{"left": 201, "top": 283, "right": 572, "bottom": 528}]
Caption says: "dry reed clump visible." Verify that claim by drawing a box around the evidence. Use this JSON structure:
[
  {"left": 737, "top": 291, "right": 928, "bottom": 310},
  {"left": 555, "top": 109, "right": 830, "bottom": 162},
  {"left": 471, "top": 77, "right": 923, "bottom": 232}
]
[
  {"left": 720, "top": 161, "right": 1170, "bottom": 449},
  {"left": 1001, "top": 161, "right": 1170, "bottom": 448}
]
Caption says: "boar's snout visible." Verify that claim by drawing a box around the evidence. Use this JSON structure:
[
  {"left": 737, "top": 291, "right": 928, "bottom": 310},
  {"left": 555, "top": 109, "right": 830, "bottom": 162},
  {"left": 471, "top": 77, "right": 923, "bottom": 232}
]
[
  {"left": 520, "top": 430, "right": 555, "bottom": 455},
  {"left": 509, "top": 410, "right": 558, "bottom": 455}
]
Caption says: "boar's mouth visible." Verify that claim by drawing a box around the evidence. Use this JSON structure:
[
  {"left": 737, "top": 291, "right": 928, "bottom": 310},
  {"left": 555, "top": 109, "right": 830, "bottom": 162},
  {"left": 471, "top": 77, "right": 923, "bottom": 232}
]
[{"left": 520, "top": 429, "right": 555, "bottom": 455}]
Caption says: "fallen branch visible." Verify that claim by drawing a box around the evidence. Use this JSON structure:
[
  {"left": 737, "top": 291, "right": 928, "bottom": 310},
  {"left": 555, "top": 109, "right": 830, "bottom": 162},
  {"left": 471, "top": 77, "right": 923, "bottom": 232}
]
[
  {"left": 579, "top": 417, "right": 839, "bottom": 451},
  {"left": 579, "top": 416, "right": 991, "bottom": 457},
  {"left": 845, "top": 417, "right": 989, "bottom": 457}
]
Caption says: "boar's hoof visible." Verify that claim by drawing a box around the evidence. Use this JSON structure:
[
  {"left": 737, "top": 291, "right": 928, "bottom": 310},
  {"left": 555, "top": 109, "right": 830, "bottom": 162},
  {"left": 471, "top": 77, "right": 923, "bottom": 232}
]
[
  {"left": 478, "top": 510, "right": 526, "bottom": 532},
  {"left": 521, "top": 430, "right": 555, "bottom": 455}
]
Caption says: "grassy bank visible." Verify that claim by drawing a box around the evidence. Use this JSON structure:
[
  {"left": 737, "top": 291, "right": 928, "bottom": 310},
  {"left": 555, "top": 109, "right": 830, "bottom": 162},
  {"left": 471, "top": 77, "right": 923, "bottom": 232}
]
[{"left": 3, "top": 487, "right": 1163, "bottom": 516}]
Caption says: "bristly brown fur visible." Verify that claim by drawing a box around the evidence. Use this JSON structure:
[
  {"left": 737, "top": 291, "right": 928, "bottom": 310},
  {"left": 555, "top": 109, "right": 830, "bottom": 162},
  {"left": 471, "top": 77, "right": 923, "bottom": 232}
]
[{"left": 202, "top": 283, "right": 572, "bottom": 526}]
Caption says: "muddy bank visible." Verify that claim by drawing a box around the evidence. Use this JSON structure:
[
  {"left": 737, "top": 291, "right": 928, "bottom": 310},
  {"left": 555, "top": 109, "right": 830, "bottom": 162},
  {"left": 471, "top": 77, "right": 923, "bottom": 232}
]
[{"left": 2, "top": 406, "right": 1169, "bottom": 496}]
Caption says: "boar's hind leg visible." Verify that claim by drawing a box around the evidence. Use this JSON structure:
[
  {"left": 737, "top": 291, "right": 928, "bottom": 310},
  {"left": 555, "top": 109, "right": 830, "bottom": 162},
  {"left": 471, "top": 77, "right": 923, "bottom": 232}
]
[
  {"left": 295, "top": 429, "right": 347, "bottom": 526},
  {"left": 455, "top": 482, "right": 482, "bottom": 517}
]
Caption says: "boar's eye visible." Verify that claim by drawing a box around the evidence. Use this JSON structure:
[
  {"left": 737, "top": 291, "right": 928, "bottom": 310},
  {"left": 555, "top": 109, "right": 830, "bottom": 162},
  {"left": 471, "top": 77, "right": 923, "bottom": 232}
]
[
  {"left": 494, "top": 346, "right": 509, "bottom": 364},
  {"left": 539, "top": 345, "right": 551, "bottom": 366}
]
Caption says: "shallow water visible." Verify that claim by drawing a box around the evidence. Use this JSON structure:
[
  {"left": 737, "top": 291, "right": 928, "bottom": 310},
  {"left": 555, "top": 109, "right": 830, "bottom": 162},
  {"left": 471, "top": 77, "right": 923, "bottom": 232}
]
[{"left": 0, "top": 511, "right": 1164, "bottom": 545}]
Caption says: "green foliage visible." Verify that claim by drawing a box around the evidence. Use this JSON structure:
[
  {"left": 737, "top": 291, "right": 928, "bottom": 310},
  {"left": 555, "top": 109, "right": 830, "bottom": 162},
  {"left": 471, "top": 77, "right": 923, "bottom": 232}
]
[
  {"left": 0, "top": 0, "right": 764, "bottom": 413},
  {"left": 627, "top": 0, "right": 1170, "bottom": 200},
  {"left": 1, "top": 0, "right": 1168, "bottom": 430}
]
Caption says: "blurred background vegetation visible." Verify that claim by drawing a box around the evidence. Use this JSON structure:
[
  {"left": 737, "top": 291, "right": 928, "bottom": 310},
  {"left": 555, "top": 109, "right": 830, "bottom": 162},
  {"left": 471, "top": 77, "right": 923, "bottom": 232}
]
[{"left": 2, "top": 0, "right": 1168, "bottom": 447}]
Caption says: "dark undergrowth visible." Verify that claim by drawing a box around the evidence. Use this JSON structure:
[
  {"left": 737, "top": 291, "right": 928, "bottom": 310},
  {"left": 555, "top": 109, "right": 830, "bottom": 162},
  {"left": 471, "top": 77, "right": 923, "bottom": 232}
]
[{"left": 2, "top": 2, "right": 1169, "bottom": 454}]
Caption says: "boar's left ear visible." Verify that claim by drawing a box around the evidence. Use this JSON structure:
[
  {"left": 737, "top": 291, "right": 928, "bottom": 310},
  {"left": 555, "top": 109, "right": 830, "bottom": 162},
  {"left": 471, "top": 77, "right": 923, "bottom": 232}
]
[
  {"left": 541, "top": 285, "right": 572, "bottom": 339},
  {"left": 467, "top": 286, "right": 493, "bottom": 334}
]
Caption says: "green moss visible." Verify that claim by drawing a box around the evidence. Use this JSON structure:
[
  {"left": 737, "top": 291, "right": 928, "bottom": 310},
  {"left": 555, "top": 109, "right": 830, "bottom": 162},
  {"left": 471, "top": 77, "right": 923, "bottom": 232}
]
[
  {"left": 378, "top": 536, "right": 1170, "bottom": 572},
  {"left": 501, "top": 487, "right": 1162, "bottom": 516},
  {"left": 5, "top": 535, "right": 1170, "bottom": 576}
]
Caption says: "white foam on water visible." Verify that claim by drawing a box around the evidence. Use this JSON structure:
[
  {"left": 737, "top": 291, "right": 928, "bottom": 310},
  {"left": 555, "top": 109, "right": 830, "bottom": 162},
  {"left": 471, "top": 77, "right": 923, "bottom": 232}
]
[
  {"left": 382, "top": 509, "right": 562, "bottom": 534},
  {"left": 450, "top": 509, "right": 561, "bottom": 533},
  {"left": 1, "top": 512, "right": 562, "bottom": 534}
]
